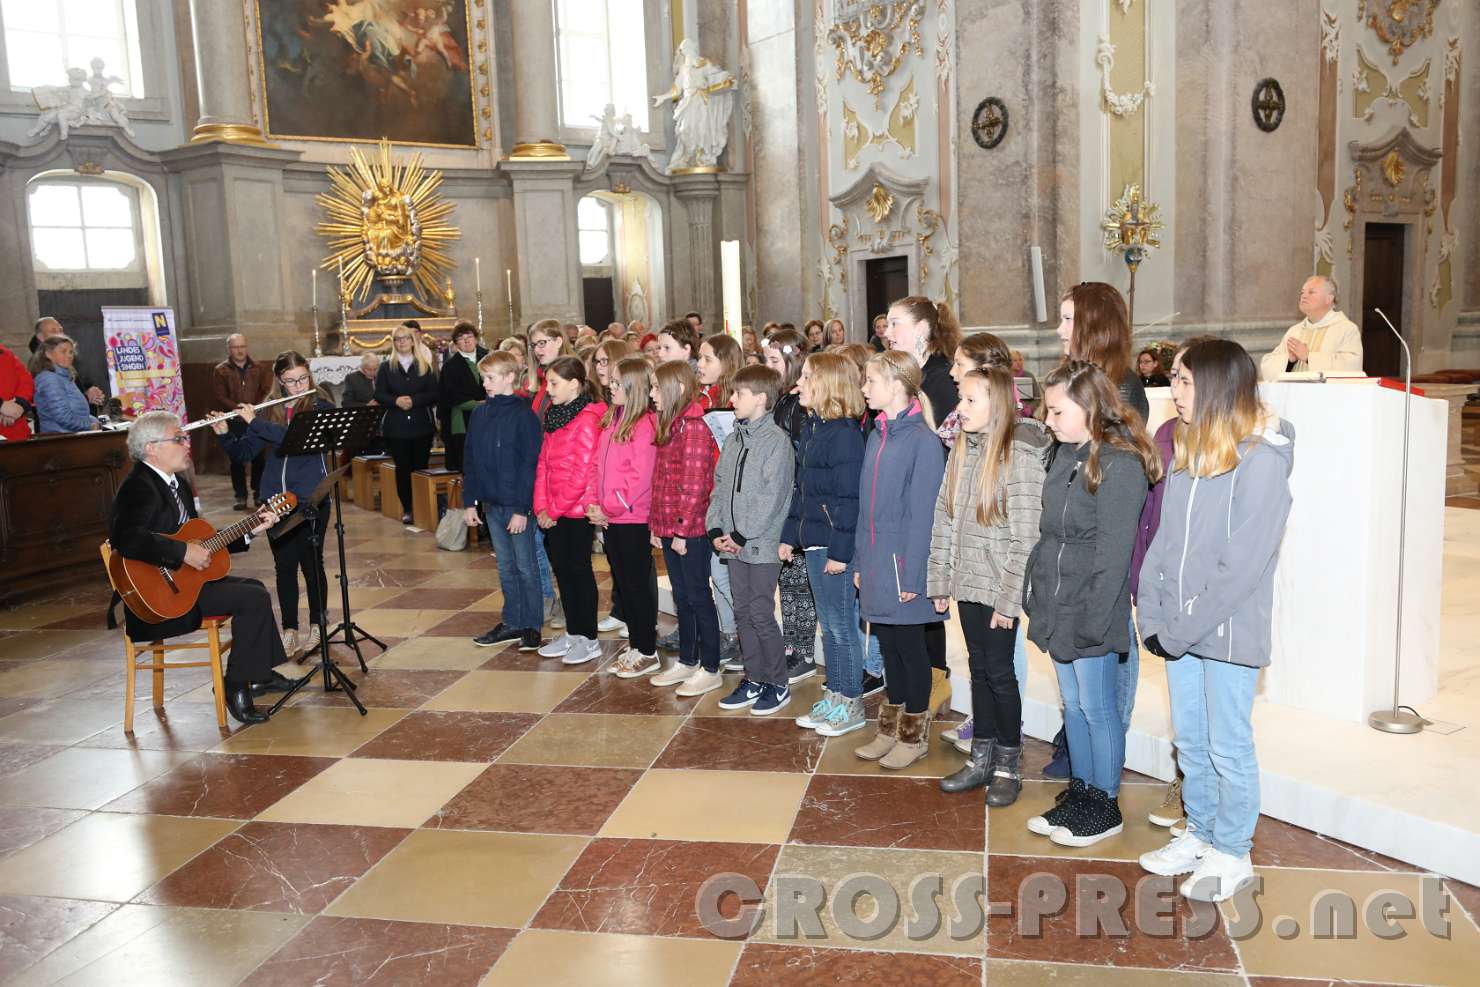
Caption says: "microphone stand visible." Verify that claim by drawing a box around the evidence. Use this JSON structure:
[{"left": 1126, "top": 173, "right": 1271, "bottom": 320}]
[{"left": 1368, "top": 307, "right": 1426, "bottom": 735}]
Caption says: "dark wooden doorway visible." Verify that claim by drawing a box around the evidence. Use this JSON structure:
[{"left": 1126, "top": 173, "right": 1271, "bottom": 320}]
[
  {"left": 582, "top": 276, "right": 615, "bottom": 330},
  {"left": 1360, "top": 223, "right": 1405, "bottom": 378},
  {"left": 864, "top": 256, "right": 910, "bottom": 337}
]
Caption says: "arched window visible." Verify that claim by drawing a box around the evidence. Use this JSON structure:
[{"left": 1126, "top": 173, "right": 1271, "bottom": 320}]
[
  {"left": 553, "top": 0, "right": 649, "bottom": 134},
  {"left": 1, "top": 0, "right": 145, "bottom": 96},
  {"left": 28, "top": 179, "right": 141, "bottom": 273},
  {"left": 578, "top": 196, "right": 611, "bottom": 267}
]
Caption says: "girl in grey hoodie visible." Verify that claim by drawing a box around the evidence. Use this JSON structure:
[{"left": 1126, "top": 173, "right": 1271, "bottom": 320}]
[{"left": 1135, "top": 339, "right": 1294, "bottom": 905}]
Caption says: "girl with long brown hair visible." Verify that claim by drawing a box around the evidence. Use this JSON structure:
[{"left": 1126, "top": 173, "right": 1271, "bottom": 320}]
[
  {"left": 928, "top": 367, "right": 1050, "bottom": 807},
  {"left": 1136, "top": 339, "right": 1294, "bottom": 903},
  {"left": 528, "top": 318, "right": 575, "bottom": 421},
  {"left": 1022, "top": 360, "right": 1161, "bottom": 848},
  {"left": 762, "top": 328, "right": 818, "bottom": 681},
  {"left": 884, "top": 295, "right": 962, "bottom": 428},
  {"left": 696, "top": 332, "right": 741, "bottom": 410},
  {"left": 1055, "top": 282, "right": 1149, "bottom": 424},
  {"left": 212, "top": 351, "right": 332, "bottom": 660}
]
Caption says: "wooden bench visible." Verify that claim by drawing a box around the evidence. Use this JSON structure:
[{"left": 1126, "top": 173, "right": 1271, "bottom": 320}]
[
  {"left": 352, "top": 454, "right": 389, "bottom": 511},
  {"left": 411, "top": 468, "right": 460, "bottom": 531}
]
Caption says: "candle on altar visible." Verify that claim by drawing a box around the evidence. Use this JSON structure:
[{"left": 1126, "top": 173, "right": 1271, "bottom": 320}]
[
  {"left": 311, "top": 268, "right": 317, "bottom": 309},
  {"left": 475, "top": 257, "right": 482, "bottom": 293}
]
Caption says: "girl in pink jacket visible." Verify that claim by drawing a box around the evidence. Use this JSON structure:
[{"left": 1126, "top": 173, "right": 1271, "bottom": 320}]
[
  {"left": 533, "top": 356, "right": 608, "bottom": 665},
  {"left": 589, "top": 357, "right": 661, "bottom": 677}
]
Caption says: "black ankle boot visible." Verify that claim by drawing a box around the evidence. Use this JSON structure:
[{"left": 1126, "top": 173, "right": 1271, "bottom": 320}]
[
  {"left": 985, "top": 744, "right": 1023, "bottom": 807},
  {"left": 939, "top": 737, "right": 995, "bottom": 793}
]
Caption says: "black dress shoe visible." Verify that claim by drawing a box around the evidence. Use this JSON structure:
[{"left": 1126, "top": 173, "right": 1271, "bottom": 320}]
[
  {"left": 226, "top": 684, "right": 269, "bottom": 724},
  {"left": 250, "top": 670, "right": 302, "bottom": 696}
]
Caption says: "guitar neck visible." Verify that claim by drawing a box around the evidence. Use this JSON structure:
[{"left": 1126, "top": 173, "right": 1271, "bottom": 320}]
[{"left": 201, "top": 513, "right": 258, "bottom": 553}]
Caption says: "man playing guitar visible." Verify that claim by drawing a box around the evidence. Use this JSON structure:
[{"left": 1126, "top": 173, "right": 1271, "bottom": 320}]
[{"left": 108, "top": 411, "right": 297, "bottom": 724}]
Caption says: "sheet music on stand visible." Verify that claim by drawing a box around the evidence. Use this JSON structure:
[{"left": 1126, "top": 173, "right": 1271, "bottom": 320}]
[
  {"left": 278, "top": 405, "right": 382, "bottom": 459},
  {"left": 703, "top": 409, "right": 736, "bottom": 447}
]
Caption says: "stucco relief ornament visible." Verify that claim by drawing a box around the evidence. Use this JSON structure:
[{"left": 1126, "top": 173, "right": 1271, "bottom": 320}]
[
  {"left": 1359, "top": 0, "right": 1441, "bottom": 65},
  {"left": 1096, "top": 36, "right": 1155, "bottom": 117},
  {"left": 1321, "top": 8, "right": 1342, "bottom": 65},
  {"left": 26, "top": 58, "right": 135, "bottom": 142},
  {"left": 654, "top": 39, "right": 736, "bottom": 173},
  {"left": 828, "top": 0, "right": 925, "bottom": 108}
]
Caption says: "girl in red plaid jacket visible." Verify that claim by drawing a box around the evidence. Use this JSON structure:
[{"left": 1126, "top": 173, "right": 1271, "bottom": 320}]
[{"left": 647, "top": 361, "right": 723, "bottom": 686}]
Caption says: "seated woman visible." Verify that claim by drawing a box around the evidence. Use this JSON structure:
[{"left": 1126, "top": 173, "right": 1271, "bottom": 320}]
[
  {"left": 30, "top": 335, "right": 98, "bottom": 433},
  {"left": 211, "top": 352, "right": 334, "bottom": 661}
]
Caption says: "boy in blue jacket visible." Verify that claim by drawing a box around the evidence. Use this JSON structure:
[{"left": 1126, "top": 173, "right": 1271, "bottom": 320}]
[{"left": 463, "top": 351, "right": 544, "bottom": 651}]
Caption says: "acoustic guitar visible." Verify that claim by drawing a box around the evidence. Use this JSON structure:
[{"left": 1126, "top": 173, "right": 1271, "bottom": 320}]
[{"left": 108, "top": 492, "right": 297, "bottom": 623}]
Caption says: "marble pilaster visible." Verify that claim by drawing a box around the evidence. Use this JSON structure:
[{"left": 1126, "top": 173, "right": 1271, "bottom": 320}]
[
  {"left": 504, "top": 159, "right": 583, "bottom": 324},
  {"left": 508, "top": 0, "right": 567, "bottom": 159},
  {"left": 672, "top": 173, "right": 721, "bottom": 321},
  {"left": 185, "top": 0, "right": 270, "bottom": 146}
]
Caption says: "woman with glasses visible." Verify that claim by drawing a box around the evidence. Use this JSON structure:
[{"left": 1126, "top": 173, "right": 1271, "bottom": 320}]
[
  {"left": 375, "top": 323, "right": 440, "bottom": 524},
  {"left": 211, "top": 351, "right": 335, "bottom": 660},
  {"left": 437, "top": 322, "right": 488, "bottom": 472},
  {"left": 528, "top": 320, "right": 574, "bottom": 421}
]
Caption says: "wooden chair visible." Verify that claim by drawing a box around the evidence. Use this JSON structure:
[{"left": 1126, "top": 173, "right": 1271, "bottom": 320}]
[
  {"left": 100, "top": 542, "right": 231, "bottom": 733},
  {"left": 411, "top": 468, "right": 460, "bottom": 532}
]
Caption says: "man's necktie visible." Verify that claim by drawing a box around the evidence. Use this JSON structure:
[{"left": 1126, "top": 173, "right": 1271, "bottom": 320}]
[{"left": 168, "top": 479, "right": 189, "bottom": 526}]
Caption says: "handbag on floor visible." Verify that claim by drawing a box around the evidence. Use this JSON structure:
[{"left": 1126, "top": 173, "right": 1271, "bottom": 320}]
[{"left": 435, "top": 508, "right": 468, "bottom": 551}]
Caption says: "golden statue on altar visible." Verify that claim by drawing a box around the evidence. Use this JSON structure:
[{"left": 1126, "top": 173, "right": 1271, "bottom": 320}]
[{"left": 316, "top": 139, "right": 460, "bottom": 350}]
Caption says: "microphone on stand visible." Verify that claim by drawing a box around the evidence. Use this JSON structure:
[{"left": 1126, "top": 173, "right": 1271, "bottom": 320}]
[{"left": 1368, "top": 307, "right": 1426, "bottom": 735}]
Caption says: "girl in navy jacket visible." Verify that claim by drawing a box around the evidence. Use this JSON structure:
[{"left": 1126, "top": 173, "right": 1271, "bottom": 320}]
[{"left": 212, "top": 351, "right": 332, "bottom": 660}]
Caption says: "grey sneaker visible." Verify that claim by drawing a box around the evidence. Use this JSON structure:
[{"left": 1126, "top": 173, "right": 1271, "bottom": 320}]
[
  {"left": 561, "top": 635, "right": 602, "bottom": 666},
  {"left": 537, "top": 634, "right": 572, "bottom": 659},
  {"left": 816, "top": 696, "right": 866, "bottom": 737}
]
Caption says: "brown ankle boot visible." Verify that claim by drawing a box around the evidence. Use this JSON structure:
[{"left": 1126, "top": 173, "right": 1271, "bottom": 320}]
[
  {"left": 928, "top": 667, "right": 952, "bottom": 715},
  {"left": 880, "top": 710, "right": 932, "bottom": 769},
  {"left": 854, "top": 702, "right": 902, "bottom": 760}
]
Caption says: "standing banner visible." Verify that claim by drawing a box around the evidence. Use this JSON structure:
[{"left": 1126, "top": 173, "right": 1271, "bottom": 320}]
[{"left": 103, "top": 307, "right": 186, "bottom": 421}]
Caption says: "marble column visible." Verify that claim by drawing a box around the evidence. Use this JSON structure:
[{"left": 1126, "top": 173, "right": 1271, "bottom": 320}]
[
  {"left": 186, "top": 0, "right": 271, "bottom": 146},
  {"left": 504, "top": 159, "right": 583, "bottom": 323},
  {"left": 508, "top": 0, "right": 568, "bottom": 159},
  {"left": 673, "top": 174, "right": 720, "bottom": 321}
]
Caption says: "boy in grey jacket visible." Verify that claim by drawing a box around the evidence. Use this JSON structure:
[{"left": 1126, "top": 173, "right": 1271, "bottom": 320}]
[{"left": 709, "top": 366, "right": 798, "bottom": 716}]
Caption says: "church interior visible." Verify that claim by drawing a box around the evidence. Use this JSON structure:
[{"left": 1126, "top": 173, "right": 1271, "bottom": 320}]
[{"left": 2, "top": 1, "right": 1480, "bottom": 984}]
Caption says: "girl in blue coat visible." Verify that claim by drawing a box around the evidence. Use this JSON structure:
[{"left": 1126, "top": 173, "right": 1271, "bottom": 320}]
[
  {"left": 212, "top": 351, "right": 333, "bottom": 660},
  {"left": 851, "top": 350, "right": 947, "bottom": 771}
]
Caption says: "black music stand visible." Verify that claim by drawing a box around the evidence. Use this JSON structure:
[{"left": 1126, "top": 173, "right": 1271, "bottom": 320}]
[{"left": 268, "top": 405, "right": 384, "bottom": 716}]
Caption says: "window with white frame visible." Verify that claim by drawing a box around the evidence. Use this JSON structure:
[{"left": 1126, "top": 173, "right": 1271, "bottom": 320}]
[
  {"left": 554, "top": 0, "right": 649, "bottom": 133},
  {"left": 578, "top": 196, "right": 611, "bottom": 267},
  {"left": 2, "top": 0, "right": 145, "bottom": 96},
  {"left": 28, "top": 180, "right": 142, "bottom": 273}
]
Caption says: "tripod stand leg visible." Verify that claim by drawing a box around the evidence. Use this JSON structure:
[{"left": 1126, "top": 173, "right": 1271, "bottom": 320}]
[{"left": 327, "top": 480, "right": 379, "bottom": 674}]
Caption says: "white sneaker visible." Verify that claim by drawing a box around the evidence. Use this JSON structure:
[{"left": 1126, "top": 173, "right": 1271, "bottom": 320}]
[
  {"left": 611, "top": 649, "right": 660, "bottom": 679},
  {"left": 561, "top": 635, "right": 602, "bottom": 665},
  {"left": 650, "top": 662, "right": 695, "bottom": 688},
  {"left": 795, "top": 690, "right": 839, "bottom": 730},
  {"left": 1179, "top": 848, "right": 1256, "bottom": 902},
  {"left": 1139, "top": 829, "right": 1212, "bottom": 877},
  {"left": 537, "top": 634, "right": 572, "bottom": 658},
  {"left": 620, "top": 625, "right": 629, "bottom": 640},
  {"left": 597, "top": 615, "right": 626, "bottom": 633},
  {"left": 300, "top": 624, "right": 321, "bottom": 657},
  {"left": 280, "top": 628, "right": 300, "bottom": 657},
  {"left": 675, "top": 667, "right": 725, "bottom": 697}
]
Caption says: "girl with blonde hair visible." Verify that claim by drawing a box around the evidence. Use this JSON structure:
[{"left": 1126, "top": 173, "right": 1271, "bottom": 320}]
[{"left": 375, "top": 322, "right": 439, "bottom": 524}]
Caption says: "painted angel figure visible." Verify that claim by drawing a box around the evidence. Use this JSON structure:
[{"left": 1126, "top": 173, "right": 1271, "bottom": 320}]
[
  {"left": 653, "top": 39, "right": 735, "bottom": 172},
  {"left": 83, "top": 58, "right": 135, "bottom": 136},
  {"left": 26, "top": 67, "right": 89, "bottom": 142}
]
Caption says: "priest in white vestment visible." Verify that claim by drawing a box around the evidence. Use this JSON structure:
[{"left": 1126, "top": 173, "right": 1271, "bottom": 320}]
[{"left": 1260, "top": 275, "right": 1364, "bottom": 381}]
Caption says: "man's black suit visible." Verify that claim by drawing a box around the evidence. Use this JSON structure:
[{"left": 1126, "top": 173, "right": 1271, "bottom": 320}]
[{"left": 108, "top": 462, "right": 285, "bottom": 685}]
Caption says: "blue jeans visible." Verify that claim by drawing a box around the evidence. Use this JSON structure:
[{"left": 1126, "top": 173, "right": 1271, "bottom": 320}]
[
  {"left": 533, "top": 527, "right": 555, "bottom": 600},
  {"left": 864, "top": 626, "right": 883, "bottom": 677},
  {"left": 485, "top": 506, "right": 543, "bottom": 632},
  {"left": 1165, "top": 654, "right": 1260, "bottom": 857},
  {"left": 711, "top": 552, "right": 736, "bottom": 636},
  {"left": 662, "top": 537, "right": 720, "bottom": 672},
  {"left": 806, "top": 550, "right": 863, "bottom": 699},
  {"left": 1014, "top": 623, "right": 1028, "bottom": 703},
  {"left": 1119, "top": 615, "right": 1140, "bottom": 732},
  {"left": 1053, "top": 653, "right": 1124, "bottom": 797}
]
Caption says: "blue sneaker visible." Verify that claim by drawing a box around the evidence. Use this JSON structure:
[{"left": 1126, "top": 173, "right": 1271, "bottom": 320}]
[
  {"left": 750, "top": 683, "right": 791, "bottom": 717},
  {"left": 718, "top": 678, "right": 765, "bottom": 710}
]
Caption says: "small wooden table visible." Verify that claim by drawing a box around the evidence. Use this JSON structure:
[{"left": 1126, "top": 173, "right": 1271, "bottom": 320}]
[{"left": 411, "top": 468, "right": 460, "bottom": 531}]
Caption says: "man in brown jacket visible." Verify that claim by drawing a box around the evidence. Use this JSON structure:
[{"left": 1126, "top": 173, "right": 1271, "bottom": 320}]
[{"left": 212, "top": 333, "right": 272, "bottom": 509}]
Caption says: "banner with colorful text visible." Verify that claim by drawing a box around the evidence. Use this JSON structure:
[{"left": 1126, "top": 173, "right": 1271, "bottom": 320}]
[{"left": 103, "top": 307, "right": 185, "bottom": 421}]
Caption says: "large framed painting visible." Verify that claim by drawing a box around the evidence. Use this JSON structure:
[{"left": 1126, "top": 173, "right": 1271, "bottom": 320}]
[{"left": 255, "top": 0, "right": 477, "bottom": 147}]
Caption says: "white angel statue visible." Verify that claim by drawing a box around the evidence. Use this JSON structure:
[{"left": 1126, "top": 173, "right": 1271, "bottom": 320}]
[
  {"left": 652, "top": 39, "right": 735, "bottom": 172},
  {"left": 84, "top": 58, "right": 135, "bottom": 136},
  {"left": 585, "top": 104, "right": 621, "bottom": 170},
  {"left": 26, "top": 68, "right": 89, "bottom": 141}
]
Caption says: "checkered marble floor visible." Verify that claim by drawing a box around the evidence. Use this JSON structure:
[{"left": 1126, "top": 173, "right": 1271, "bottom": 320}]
[{"left": 1, "top": 477, "right": 1478, "bottom": 986}]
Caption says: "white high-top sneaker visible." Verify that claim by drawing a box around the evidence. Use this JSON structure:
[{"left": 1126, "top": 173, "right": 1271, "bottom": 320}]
[
  {"left": 1139, "top": 827, "right": 1211, "bottom": 877},
  {"left": 1179, "top": 848, "right": 1256, "bottom": 902}
]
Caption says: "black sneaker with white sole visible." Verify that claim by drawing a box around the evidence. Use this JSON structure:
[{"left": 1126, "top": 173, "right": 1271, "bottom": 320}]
[
  {"left": 517, "top": 630, "right": 541, "bottom": 651},
  {"left": 859, "top": 672, "right": 885, "bottom": 698},
  {"left": 474, "top": 624, "right": 522, "bottom": 647},
  {"left": 786, "top": 652, "right": 817, "bottom": 684},
  {"left": 1049, "top": 784, "right": 1124, "bottom": 847},
  {"left": 1026, "top": 778, "right": 1086, "bottom": 836}
]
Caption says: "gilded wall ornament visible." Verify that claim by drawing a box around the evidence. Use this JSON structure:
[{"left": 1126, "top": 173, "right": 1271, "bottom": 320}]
[
  {"left": 1380, "top": 148, "right": 1407, "bottom": 186},
  {"left": 842, "top": 77, "right": 919, "bottom": 170},
  {"left": 865, "top": 184, "right": 896, "bottom": 223},
  {"left": 1359, "top": 0, "right": 1441, "bottom": 65},
  {"left": 1252, "top": 79, "right": 1286, "bottom": 132},
  {"left": 1101, "top": 184, "right": 1163, "bottom": 273},
  {"left": 970, "top": 97, "right": 1008, "bottom": 148},
  {"left": 316, "top": 139, "right": 458, "bottom": 306},
  {"left": 1354, "top": 48, "right": 1430, "bottom": 127},
  {"left": 827, "top": 1, "right": 926, "bottom": 106},
  {"left": 1095, "top": 36, "right": 1155, "bottom": 117}
]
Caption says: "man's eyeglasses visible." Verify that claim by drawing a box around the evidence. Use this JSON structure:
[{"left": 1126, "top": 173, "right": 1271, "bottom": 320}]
[{"left": 149, "top": 435, "right": 190, "bottom": 446}]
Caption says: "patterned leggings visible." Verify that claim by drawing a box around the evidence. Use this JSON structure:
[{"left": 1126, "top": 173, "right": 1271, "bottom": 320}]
[{"left": 778, "top": 554, "right": 817, "bottom": 663}]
